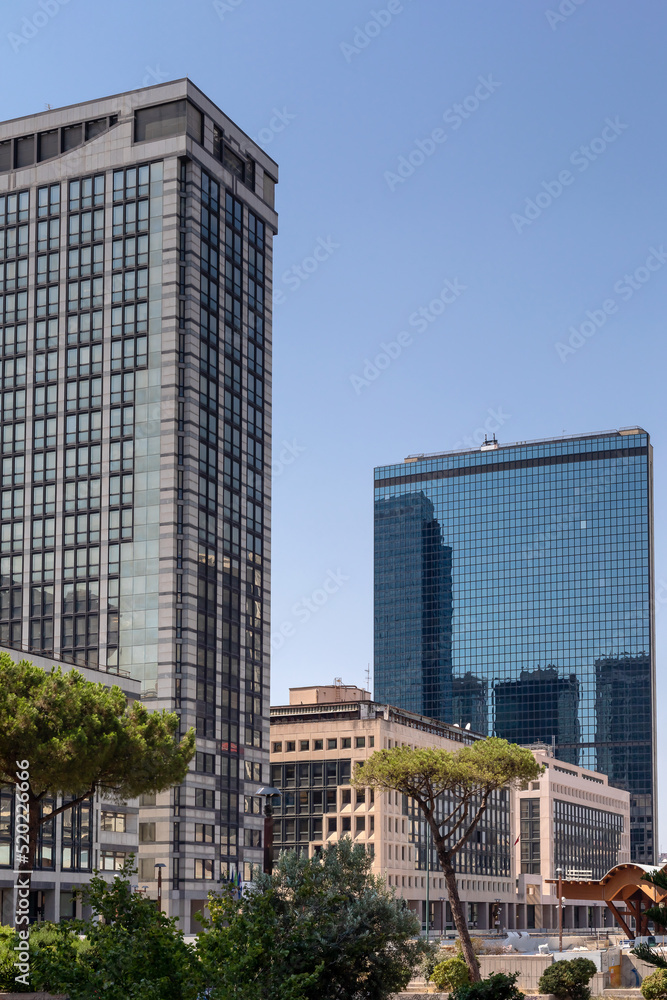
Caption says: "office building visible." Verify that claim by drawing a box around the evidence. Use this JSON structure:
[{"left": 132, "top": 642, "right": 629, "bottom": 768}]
[
  {"left": 0, "top": 647, "right": 140, "bottom": 924},
  {"left": 270, "top": 686, "right": 632, "bottom": 933},
  {"left": 270, "top": 683, "right": 516, "bottom": 932},
  {"left": 374, "top": 430, "right": 655, "bottom": 862},
  {"left": 514, "top": 744, "right": 630, "bottom": 931},
  {"left": 0, "top": 80, "right": 278, "bottom": 929}
]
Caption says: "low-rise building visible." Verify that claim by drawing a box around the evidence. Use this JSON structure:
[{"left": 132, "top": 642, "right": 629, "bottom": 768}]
[
  {"left": 514, "top": 744, "right": 631, "bottom": 931},
  {"left": 270, "top": 686, "right": 632, "bottom": 934},
  {"left": 271, "top": 684, "right": 515, "bottom": 932}
]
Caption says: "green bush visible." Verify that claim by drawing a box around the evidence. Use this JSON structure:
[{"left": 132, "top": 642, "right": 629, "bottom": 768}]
[
  {"left": 0, "top": 925, "right": 18, "bottom": 992},
  {"left": 538, "top": 958, "right": 598, "bottom": 1000},
  {"left": 641, "top": 968, "right": 667, "bottom": 1000},
  {"left": 0, "top": 921, "right": 89, "bottom": 993},
  {"left": 450, "top": 971, "right": 523, "bottom": 1000},
  {"left": 32, "top": 861, "right": 198, "bottom": 1000},
  {"left": 431, "top": 956, "right": 470, "bottom": 991},
  {"left": 197, "top": 839, "right": 431, "bottom": 999},
  {"left": 420, "top": 945, "right": 445, "bottom": 984}
]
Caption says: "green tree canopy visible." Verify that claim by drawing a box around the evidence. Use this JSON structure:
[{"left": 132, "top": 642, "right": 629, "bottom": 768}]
[
  {"left": 641, "top": 868, "right": 667, "bottom": 929},
  {"left": 0, "top": 654, "right": 195, "bottom": 881},
  {"left": 631, "top": 867, "right": 667, "bottom": 968},
  {"left": 197, "top": 838, "right": 433, "bottom": 1000},
  {"left": 32, "top": 859, "right": 198, "bottom": 1000},
  {"left": 353, "top": 737, "right": 542, "bottom": 980}
]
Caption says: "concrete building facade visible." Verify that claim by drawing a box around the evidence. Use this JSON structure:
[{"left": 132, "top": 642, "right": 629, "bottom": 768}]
[
  {"left": 271, "top": 686, "right": 632, "bottom": 934},
  {"left": 514, "top": 745, "right": 631, "bottom": 931},
  {"left": 271, "top": 684, "right": 516, "bottom": 933},
  {"left": 0, "top": 80, "right": 278, "bottom": 930}
]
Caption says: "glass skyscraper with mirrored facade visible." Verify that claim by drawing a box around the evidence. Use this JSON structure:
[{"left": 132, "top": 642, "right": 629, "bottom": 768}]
[
  {"left": 374, "top": 430, "right": 655, "bottom": 862},
  {"left": 0, "top": 80, "right": 277, "bottom": 928}
]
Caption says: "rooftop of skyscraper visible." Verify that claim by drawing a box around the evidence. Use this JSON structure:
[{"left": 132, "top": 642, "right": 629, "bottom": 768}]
[{"left": 403, "top": 425, "right": 648, "bottom": 463}]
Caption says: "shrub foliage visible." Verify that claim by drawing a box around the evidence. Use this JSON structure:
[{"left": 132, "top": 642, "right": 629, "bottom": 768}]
[
  {"left": 431, "top": 956, "right": 470, "bottom": 992},
  {"left": 197, "top": 839, "right": 432, "bottom": 999},
  {"left": 450, "top": 971, "right": 523, "bottom": 1000},
  {"left": 641, "top": 968, "right": 667, "bottom": 1000},
  {"left": 538, "top": 958, "right": 598, "bottom": 1000}
]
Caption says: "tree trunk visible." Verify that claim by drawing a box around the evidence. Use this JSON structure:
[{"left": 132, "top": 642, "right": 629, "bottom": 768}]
[{"left": 431, "top": 834, "right": 480, "bottom": 982}]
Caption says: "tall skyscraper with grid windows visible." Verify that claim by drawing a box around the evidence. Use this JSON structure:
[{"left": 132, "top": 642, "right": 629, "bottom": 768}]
[
  {"left": 0, "top": 80, "right": 277, "bottom": 929},
  {"left": 374, "top": 430, "right": 656, "bottom": 864}
]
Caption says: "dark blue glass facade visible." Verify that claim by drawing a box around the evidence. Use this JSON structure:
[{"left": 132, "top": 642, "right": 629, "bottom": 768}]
[{"left": 374, "top": 430, "right": 655, "bottom": 862}]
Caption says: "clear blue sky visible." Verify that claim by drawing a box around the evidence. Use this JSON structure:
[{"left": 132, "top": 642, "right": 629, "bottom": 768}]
[{"left": 3, "top": 0, "right": 666, "bottom": 843}]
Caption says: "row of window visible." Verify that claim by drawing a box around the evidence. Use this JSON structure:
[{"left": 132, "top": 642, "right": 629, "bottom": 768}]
[
  {"left": 276, "top": 816, "right": 375, "bottom": 842},
  {"left": 272, "top": 736, "right": 374, "bottom": 753},
  {"left": 276, "top": 788, "right": 373, "bottom": 816}
]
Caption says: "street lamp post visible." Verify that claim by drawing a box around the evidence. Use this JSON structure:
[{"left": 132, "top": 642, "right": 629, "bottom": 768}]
[
  {"left": 494, "top": 897, "right": 502, "bottom": 934},
  {"left": 556, "top": 867, "right": 563, "bottom": 952},
  {"left": 155, "top": 863, "right": 166, "bottom": 912},
  {"left": 256, "top": 786, "right": 282, "bottom": 876}
]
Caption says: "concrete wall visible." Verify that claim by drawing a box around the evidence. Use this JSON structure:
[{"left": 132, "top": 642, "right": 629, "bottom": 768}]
[
  {"left": 478, "top": 954, "right": 553, "bottom": 990},
  {"left": 477, "top": 954, "right": 607, "bottom": 993},
  {"left": 621, "top": 952, "right": 655, "bottom": 988}
]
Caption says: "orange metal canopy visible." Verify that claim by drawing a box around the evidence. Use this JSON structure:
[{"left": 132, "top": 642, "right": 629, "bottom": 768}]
[{"left": 545, "top": 863, "right": 667, "bottom": 940}]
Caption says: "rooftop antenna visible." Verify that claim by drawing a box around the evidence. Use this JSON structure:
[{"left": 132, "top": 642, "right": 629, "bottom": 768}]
[{"left": 364, "top": 663, "right": 371, "bottom": 693}]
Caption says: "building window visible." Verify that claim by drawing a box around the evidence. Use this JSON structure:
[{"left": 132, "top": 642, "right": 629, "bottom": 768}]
[
  {"left": 139, "top": 823, "right": 156, "bottom": 843},
  {"left": 299, "top": 740, "right": 309, "bottom": 751},
  {"left": 272, "top": 741, "right": 282, "bottom": 753},
  {"left": 327, "top": 739, "right": 337, "bottom": 750},
  {"left": 61, "top": 798, "right": 92, "bottom": 871},
  {"left": 244, "top": 761, "right": 262, "bottom": 782},
  {"left": 285, "top": 741, "right": 295, "bottom": 752},
  {"left": 221, "top": 826, "right": 238, "bottom": 857},
  {"left": 520, "top": 798, "right": 540, "bottom": 875},
  {"left": 195, "top": 788, "right": 215, "bottom": 809},
  {"left": 135, "top": 101, "right": 187, "bottom": 143},
  {"left": 355, "top": 737, "right": 366, "bottom": 748},
  {"left": 314, "top": 739, "right": 323, "bottom": 751},
  {"left": 195, "top": 752, "right": 215, "bottom": 774},
  {"left": 100, "top": 851, "right": 127, "bottom": 871},
  {"left": 243, "top": 829, "right": 261, "bottom": 848},
  {"left": 195, "top": 824, "right": 215, "bottom": 843},
  {"left": 341, "top": 738, "right": 351, "bottom": 749},
  {"left": 101, "top": 811, "right": 126, "bottom": 833},
  {"left": 195, "top": 859, "right": 215, "bottom": 880}
]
